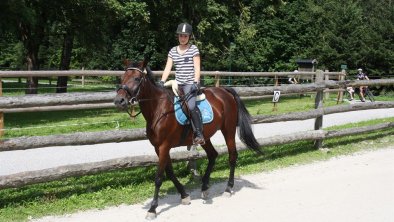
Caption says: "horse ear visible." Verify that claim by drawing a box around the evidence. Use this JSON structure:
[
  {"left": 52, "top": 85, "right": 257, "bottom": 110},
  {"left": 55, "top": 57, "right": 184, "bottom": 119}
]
[
  {"left": 123, "top": 59, "right": 131, "bottom": 68},
  {"left": 142, "top": 50, "right": 153, "bottom": 67},
  {"left": 141, "top": 56, "right": 149, "bottom": 68}
]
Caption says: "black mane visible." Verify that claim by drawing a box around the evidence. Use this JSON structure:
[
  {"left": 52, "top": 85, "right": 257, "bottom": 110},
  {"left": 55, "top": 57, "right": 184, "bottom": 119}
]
[
  {"left": 126, "top": 62, "right": 156, "bottom": 86},
  {"left": 145, "top": 66, "right": 156, "bottom": 85}
]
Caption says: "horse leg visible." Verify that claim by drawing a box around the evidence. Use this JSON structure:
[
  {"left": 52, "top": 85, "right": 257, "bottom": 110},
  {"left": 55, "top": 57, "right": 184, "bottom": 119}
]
[
  {"left": 200, "top": 140, "right": 218, "bottom": 199},
  {"left": 146, "top": 150, "right": 169, "bottom": 219},
  {"left": 224, "top": 146, "right": 238, "bottom": 197},
  {"left": 165, "top": 161, "right": 190, "bottom": 204}
]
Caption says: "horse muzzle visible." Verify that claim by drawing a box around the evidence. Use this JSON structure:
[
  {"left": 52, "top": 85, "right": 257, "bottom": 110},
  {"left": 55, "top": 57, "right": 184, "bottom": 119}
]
[
  {"left": 130, "top": 97, "right": 138, "bottom": 105},
  {"left": 114, "top": 95, "right": 129, "bottom": 111}
]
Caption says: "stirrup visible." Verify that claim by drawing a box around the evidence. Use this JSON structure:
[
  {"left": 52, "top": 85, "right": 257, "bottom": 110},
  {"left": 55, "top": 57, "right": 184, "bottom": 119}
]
[{"left": 193, "top": 136, "right": 205, "bottom": 145}]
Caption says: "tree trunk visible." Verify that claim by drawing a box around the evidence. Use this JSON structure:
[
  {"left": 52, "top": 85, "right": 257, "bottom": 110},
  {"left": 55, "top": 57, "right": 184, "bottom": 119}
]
[
  {"left": 19, "top": 21, "right": 43, "bottom": 94},
  {"left": 56, "top": 31, "right": 74, "bottom": 93},
  {"left": 24, "top": 35, "right": 40, "bottom": 94},
  {"left": 25, "top": 55, "right": 39, "bottom": 94}
]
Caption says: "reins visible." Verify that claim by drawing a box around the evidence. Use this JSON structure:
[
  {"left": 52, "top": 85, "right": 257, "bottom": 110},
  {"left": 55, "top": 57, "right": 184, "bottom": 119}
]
[{"left": 118, "top": 67, "right": 172, "bottom": 118}]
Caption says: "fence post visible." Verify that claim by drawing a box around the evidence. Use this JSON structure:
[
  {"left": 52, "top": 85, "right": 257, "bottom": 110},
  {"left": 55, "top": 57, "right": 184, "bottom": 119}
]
[
  {"left": 214, "top": 71, "right": 220, "bottom": 87},
  {"left": 324, "top": 70, "right": 330, "bottom": 100},
  {"left": 336, "top": 69, "right": 346, "bottom": 103},
  {"left": 81, "top": 75, "right": 85, "bottom": 87},
  {"left": 314, "top": 70, "right": 324, "bottom": 148},
  {"left": 272, "top": 75, "right": 279, "bottom": 111},
  {"left": 0, "top": 78, "right": 3, "bottom": 137},
  {"left": 187, "top": 145, "right": 199, "bottom": 178}
]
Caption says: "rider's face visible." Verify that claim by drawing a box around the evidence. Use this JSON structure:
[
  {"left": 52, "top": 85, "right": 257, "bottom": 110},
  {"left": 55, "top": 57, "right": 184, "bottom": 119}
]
[{"left": 178, "top": 34, "right": 190, "bottom": 45}]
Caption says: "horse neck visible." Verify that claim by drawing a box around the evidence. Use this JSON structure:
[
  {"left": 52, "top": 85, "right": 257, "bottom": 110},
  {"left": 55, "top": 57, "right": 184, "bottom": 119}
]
[{"left": 138, "top": 80, "right": 169, "bottom": 121}]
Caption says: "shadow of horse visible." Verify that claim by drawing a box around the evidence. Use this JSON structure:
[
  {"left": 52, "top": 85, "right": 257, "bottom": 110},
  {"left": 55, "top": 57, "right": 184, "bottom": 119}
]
[{"left": 142, "top": 177, "right": 262, "bottom": 216}]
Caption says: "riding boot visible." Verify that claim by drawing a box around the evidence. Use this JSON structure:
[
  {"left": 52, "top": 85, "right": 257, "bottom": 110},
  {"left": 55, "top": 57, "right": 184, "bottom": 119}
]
[{"left": 190, "top": 109, "right": 205, "bottom": 145}]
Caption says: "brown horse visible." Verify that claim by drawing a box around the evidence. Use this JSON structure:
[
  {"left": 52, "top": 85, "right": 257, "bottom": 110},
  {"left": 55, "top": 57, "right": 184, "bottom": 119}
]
[{"left": 114, "top": 59, "right": 262, "bottom": 219}]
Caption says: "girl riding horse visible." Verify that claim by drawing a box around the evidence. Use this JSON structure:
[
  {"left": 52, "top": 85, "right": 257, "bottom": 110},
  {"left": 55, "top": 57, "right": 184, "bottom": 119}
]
[{"left": 114, "top": 58, "right": 262, "bottom": 219}]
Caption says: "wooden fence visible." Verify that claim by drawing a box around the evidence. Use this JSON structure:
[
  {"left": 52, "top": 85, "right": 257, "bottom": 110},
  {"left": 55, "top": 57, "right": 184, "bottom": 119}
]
[{"left": 0, "top": 70, "right": 393, "bottom": 189}]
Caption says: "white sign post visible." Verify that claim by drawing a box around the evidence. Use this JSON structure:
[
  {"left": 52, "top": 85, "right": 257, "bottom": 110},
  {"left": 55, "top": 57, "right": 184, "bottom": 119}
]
[
  {"left": 273, "top": 90, "right": 281, "bottom": 102},
  {"left": 272, "top": 90, "right": 281, "bottom": 111}
]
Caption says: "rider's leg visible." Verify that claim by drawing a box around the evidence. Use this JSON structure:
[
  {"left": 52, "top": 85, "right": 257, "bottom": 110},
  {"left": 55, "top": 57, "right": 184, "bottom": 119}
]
[
  {"left": 359, "top": 86, "right": 366, "bottom": 102},
  {"left": 190, "top": 107, "right": 205, "bottom": 145},
  {"left": 347, "top": 87, "right": 354, "bottom": 100},
  {"left": 182, "top": 84, "right": 205, "bottom": 145}
]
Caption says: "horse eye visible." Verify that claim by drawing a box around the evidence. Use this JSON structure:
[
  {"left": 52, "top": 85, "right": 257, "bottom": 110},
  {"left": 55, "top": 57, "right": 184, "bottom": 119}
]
[{"left": 134, "top": 77, "right": 141, "bottom": 81}]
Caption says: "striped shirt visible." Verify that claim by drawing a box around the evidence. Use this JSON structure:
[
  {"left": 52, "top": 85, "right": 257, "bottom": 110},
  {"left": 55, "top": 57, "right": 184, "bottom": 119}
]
[{"left": 168, "top": 44, "right": 200, "bottom": 84}]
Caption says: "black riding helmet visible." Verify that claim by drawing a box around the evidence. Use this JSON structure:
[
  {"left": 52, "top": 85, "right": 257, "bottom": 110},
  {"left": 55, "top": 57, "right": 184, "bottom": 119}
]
[{"left": 176, "top": 23, "right": 192, "bottom": 35}]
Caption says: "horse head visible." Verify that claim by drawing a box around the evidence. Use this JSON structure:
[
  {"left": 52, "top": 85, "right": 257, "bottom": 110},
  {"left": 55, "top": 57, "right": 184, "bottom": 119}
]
[{"left": 114, "top": 59, "right": 148, "bottom": 111}]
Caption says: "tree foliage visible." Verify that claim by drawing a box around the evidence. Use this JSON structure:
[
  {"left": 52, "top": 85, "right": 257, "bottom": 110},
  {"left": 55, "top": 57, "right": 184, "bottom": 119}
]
[{"left": 0, "top": 0, "right": 393, "bottom": 81}]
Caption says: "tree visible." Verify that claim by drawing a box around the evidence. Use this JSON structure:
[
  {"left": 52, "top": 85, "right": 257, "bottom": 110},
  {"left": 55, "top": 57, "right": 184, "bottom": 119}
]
[
  {"left": 0, "top": 0, "right": 48, "bottom": 94},
  {"left": 1, "top": 0, "right": 392, "bottom": 79},
  {"left": 49, "top": 1, "right": 119, "bottom": 92}
]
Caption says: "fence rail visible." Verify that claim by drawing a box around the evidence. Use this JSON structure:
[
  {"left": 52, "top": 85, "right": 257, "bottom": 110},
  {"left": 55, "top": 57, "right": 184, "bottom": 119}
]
[
  {"left": 0, "top": 70, "right": 340, "bottom": 78},
  {"left": 1, "top": 79, "right": 393, "bottom": 111},
  {"left": 1, "top": 122, "right": 393, "bottom": 189},
  {"left": 1, "top": 101, "right": 393, "bottom": 152},
  {"left": 0, "top": 70, "right": 393, "bottom": 189}
]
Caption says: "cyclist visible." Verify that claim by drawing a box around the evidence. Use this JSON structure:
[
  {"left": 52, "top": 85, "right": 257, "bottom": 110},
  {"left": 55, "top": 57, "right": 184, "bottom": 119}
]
[{"left": 356, "top": 68, "right": 369, "bottom": 102}]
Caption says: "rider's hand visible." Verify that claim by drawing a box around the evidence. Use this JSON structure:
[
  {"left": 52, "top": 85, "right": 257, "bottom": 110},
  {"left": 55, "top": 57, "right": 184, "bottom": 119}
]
[
  {"left": 191, "top": 81, "right": 200, "bottom": 92},
  {"left": 158, "top": 80, "right": 165, "bottom": 88}
]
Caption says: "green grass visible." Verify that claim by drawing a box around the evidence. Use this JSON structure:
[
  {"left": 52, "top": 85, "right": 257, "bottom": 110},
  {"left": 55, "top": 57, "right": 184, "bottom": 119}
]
[
  {"left": 0, "top": 118, "right": 393, "bottom": 221},
  {"left": 2, "top": 79, "right": 116, "bottom": 96},
  {"left": 244, "top": 94, "right": 340, "bottom": 115},
  {"left": 3, "top": 108, "right": 145, "bottom": 138},
  {"left": 5, "top": 93, "right": 384, "bottom": 139}
]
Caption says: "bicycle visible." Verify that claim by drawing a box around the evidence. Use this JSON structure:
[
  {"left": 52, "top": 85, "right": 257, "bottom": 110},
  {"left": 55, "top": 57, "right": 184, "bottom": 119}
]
[{"left": 361, "top": 87, "right": 375, "bottom": 102}]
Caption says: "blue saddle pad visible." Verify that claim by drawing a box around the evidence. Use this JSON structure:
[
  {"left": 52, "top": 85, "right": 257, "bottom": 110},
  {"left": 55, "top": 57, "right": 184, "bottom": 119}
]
[{"left": 174, "top": 97, "right": 214, "bottom": 125}]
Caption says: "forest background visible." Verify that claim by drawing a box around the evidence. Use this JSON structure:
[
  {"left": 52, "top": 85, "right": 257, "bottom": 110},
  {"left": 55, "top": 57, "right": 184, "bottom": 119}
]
[{"left": 0, "top": 0, "right": 393, "bottom": 93}]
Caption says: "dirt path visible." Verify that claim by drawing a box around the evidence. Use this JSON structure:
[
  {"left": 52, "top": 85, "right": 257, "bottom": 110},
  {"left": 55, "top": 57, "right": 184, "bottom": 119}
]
[{"left": 33, "top": 147, "right": 394, "bottom": 222}]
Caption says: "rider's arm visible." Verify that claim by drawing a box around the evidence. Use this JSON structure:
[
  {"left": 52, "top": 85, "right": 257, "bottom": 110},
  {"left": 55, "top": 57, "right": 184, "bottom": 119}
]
[
  {"left": 193, "top": 55, "right": 201, "bottom": 82},
  {"left": 161, "top": 57, "right": 173, "bottom": 82},
  {"left": 365, "top": 75, "right": 370, "bottom": 80}
]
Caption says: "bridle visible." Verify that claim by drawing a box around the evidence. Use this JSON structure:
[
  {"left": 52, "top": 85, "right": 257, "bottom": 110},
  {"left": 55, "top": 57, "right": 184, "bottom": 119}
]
[{"left": 116, "top": 67, "right": 145, "bottom": 117}]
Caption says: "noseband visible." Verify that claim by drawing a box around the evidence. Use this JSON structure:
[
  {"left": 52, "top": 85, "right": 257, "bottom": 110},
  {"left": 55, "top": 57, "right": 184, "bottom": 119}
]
[{"left": 117, "top": 67, "right": 145, "bottom": 105}]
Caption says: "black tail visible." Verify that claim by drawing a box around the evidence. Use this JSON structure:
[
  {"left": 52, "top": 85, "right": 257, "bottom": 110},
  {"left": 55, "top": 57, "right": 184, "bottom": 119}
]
[{"left": 224, "top": 87, "right": 263, "bottom": 154}]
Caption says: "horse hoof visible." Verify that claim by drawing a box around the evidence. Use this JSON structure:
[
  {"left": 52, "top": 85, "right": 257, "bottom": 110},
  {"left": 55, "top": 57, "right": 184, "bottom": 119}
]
[
  {"left": 201, "top": 190, "right": 209, "bottom": 199},
  {"left": 181, "top": 195, "right": 191, "bottom": 205},
  {"left": 145, "top": 212, "right": 157, "bottom": 220},
  {"left": 202, "top": 191, "right": 212, "bottom": 204}
]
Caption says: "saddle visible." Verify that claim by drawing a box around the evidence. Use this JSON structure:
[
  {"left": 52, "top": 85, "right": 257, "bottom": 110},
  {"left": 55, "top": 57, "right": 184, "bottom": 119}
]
[
  {"left": 163, "top": 80, "right": 213, "bottom": 125},
  {"left": 173, "top": 97, "right": 213, "bottom": 125}
]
